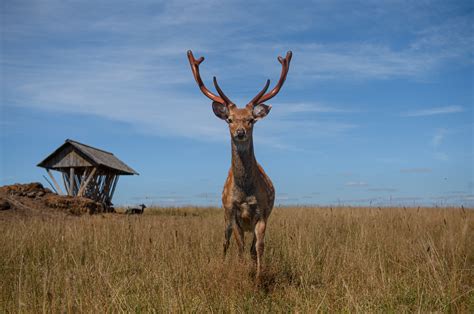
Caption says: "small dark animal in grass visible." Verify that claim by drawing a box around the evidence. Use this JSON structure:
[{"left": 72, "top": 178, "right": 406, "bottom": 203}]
[{"left": 125, "top": 204, "right": 146, "bottom": 215}]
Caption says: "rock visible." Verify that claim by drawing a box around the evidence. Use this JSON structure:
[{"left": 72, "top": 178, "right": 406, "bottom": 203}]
[
  {"left": 27, "top": 192, "right": 36, "bottom": 198},
  {"left": 37, "top": 191, "right": 45, "bottom": 197},
  {"left": 0, "top": 200, "right": 11, "bottom": 210}
]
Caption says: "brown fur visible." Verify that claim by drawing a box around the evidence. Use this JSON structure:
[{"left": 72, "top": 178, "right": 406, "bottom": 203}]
[
  {"left": 187, "top": 50, "right": 292, "bottom": 281},
  {"left": 220, "top": 107, "right": 275, "bottom": 279}
]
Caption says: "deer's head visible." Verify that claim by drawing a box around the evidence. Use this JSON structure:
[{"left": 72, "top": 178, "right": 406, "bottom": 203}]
[{"left": 187, "top": 50, "right": 292, "bottom": 148}]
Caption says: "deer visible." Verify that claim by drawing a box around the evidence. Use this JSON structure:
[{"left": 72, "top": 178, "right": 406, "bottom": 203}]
[{"left": 187, "top": 50, "right": 292, "bottom": 280}]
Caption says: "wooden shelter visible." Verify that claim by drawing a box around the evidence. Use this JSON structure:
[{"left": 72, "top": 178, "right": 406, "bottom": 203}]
[{"left": 37, "top": 139, "right": 138, "bottom": 205}]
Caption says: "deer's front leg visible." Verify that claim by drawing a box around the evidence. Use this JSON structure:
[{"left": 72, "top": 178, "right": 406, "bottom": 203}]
[
  {"left": 250, "top": 233, "right": 257, "bottom": 261},
  {"left": 255, "top": 220, "right": 266, "bottom": 280},
  {"left": 223, "top": 219, "right": 233, "bottom": 258},
  {"left": 232, "top": 221, "right": 245, "bottom": 258}
]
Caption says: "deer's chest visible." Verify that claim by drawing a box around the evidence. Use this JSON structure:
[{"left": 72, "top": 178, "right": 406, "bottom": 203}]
[
  {"left": 222, "top": 171, "right": 273, "bottom": 229},
  {"left": 232, "top": 188, "right": 264, "bottom": 227}
]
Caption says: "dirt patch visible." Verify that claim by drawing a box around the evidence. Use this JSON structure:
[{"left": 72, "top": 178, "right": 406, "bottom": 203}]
[
  {"left": 0, "top": 182, "right": 109, "bottom": 217},
  {"left": 44, "top": 195, "right": 106, "bottom": 215},
  {"left": 1, "top": 182, "right": 51, "bottom": 197}
]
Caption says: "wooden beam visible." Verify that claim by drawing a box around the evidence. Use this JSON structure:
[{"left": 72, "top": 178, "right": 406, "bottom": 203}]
[
  {"left": 62, "top": 172, "right": 70, "bottom": 195},
  {"left": 42, "top": 175, "right": 58, "bottom": 194},
  {"left": 99, "top": 175, "right": 107, "bottom": 199},
  {"left": 90, "top": 173, "right": 102, "bottom": 201},
  {"left": 78, "top": 168, "right": 97, "bottom": 197},
  {"left": 109, "top": 175, "right": 119, "bottom": 201},
  {"left": 102, "top": 174, "right": 114, "bottom": 202},
  {"left": 46, "top": 169, "right": 64, "bottom": 195},
  {"left": 99, "top": 175, "right": 107, "bottom": 202},
  {"left": 74, "top": 173, "right": 81, "bottom": 195},
  {"left": 107, "top": 175, "right": 115, "bottom": 202},
  {"left": 76, "top": 168, "right": 88, "bottom": 194},
  {"left": 69, "top": 168, "right": 75, "bottom": 196}
]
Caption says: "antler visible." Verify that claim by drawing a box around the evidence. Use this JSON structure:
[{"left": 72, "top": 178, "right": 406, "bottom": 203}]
[
  {"left": 213, "top": 77, "right": 233, "bottom": 105},
  {"left": 187, "top": 50, "right": 233, "bottom": 106},
  {"left": 248, "top": 79, "right": 270, "bottom": 106},
  {"left": 248, "top": 51, "right": 292, "bottom": 107}
]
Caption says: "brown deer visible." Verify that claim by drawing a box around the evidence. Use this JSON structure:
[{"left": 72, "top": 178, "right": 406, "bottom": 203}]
[{"left": 187, "top": 50, "right": 292, "bottom": 279}]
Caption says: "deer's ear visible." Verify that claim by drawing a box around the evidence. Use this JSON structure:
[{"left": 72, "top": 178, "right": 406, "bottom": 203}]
[
  {"left": 253, "top": 104, "right": 272, "bottom": 120},
  {"left": 212, "top": 101, "right": 229, "bottom": 120}
]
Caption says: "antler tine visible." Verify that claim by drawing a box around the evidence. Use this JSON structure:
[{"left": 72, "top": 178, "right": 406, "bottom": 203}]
[
  {"left": 213, "top": 77, "right": 234, "bottom": 106},
  {"left": 187, "top": 50, "right": 227, "bottom": 104},
  {"left": 254, "top": 51, "right": 292, "bottom": 105},
  {"left": 247, "top": 79, "right": 270, "bottom": 108}
]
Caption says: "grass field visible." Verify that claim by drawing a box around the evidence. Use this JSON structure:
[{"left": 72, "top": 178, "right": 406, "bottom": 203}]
[{"left": 1, "top": 206, "right": 473, "bottom": 312}]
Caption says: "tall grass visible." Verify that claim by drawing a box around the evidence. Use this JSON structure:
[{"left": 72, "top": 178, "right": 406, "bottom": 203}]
[{"left": 1, "top": 206, "right": 473, "bottom": 312}]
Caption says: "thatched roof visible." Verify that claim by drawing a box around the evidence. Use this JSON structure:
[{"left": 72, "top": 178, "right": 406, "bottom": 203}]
[{"left": 37, "top": 139, "right": 138, "bottom": 175}]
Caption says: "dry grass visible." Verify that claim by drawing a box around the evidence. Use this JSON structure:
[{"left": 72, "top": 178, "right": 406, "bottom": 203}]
[{"left": 1, "top": 206, "right": 473, "bottom": 312}]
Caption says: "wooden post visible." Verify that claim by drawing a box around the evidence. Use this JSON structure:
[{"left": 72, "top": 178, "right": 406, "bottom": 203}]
[
  {"left": 69, "top": 168, "right": 75, "bottom": 196},
  {"left": 62, "top": 172, "right": 70, "bottom": 195},
  {"left": 42, "top": 175, "right": 58, "bottom": 194},
  {"left": 74, "top": 172, "right": 81, "bottom": 195},
  {"left": 109, "top": 175, "right": 119, "bottom": 201},
  {"left": 107, "top": 174, "right": 116, "bottom": 202},
  {"left": 78, "top": 168, "right": 97, "bottom": 197},
  {"left": 88, "top": 174, "right": 97, "bottom": 200},
  {"left": 76, "top": 168, "right": 88, "bottom": 194},
  {"left": 94, "top": 173, "right": 101, "bottom": 199},
  {"left": 91, "top": 173, "right": 102, "bottom": 201},
  {"left": 102, "top": 174, "right": 114, "bottom": 203},
  {"left": 100, "top": 175, "right": 107, "bottom": 202},
  {"left": 46, "top": 169, "right": 64, "bottom": 195}
]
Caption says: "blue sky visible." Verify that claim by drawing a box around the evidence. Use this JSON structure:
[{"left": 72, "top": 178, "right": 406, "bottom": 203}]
[{"left": 1, "top": 0, "right": 473, "bottom": 207}]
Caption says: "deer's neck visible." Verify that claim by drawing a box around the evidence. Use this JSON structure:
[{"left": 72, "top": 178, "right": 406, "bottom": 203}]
[{"left": 231, "top": 138, "right": 258, "bottom": 189}]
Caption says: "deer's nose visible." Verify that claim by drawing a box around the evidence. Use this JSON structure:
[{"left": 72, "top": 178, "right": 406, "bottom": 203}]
[{"left": 236, "top": 128, "right": 246, "bottom": 138}]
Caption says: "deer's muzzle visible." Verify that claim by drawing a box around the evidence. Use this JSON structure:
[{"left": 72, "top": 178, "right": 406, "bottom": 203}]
[{"left": 235, "top": 128, "right": 246, "bottom": 140}]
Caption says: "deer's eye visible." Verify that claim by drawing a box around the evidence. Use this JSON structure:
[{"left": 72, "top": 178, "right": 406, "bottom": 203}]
[
  {"left": 226, "top": 118, "right": 233, "bottom": 124},
  {"left": 249, "top": 118, "right": 255, "bottom": 124}
]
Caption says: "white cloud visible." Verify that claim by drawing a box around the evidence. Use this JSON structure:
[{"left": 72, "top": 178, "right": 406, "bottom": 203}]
[
  {"left": 368, "top": 188, "right": 398, "bottom": 192},
  {"left": 403, "top": 106, "right": 464, "bottom": 117},
  {"left": 431, "top": 128, "right": 452, "bottom": 161},
  {"left": 345, "top": 181, "right": 369, "bottom": 187},
  {"left": 434, "top": 152, "right": 449, "bottom": 161},
  {"left": 400, "top": 168, "right": 432, "bottom": 173},
  {"left": 271, "top": 102, "right": 353, "bottom": 114},
  {"left": 291, "top": 43, "right": 437, "bottom": 80},
  {"left": 2, "top": 0, "right": 472, "bottom": 143},
  {"left": 432, "top": 128, "right": 448, "bottom": 147}
]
